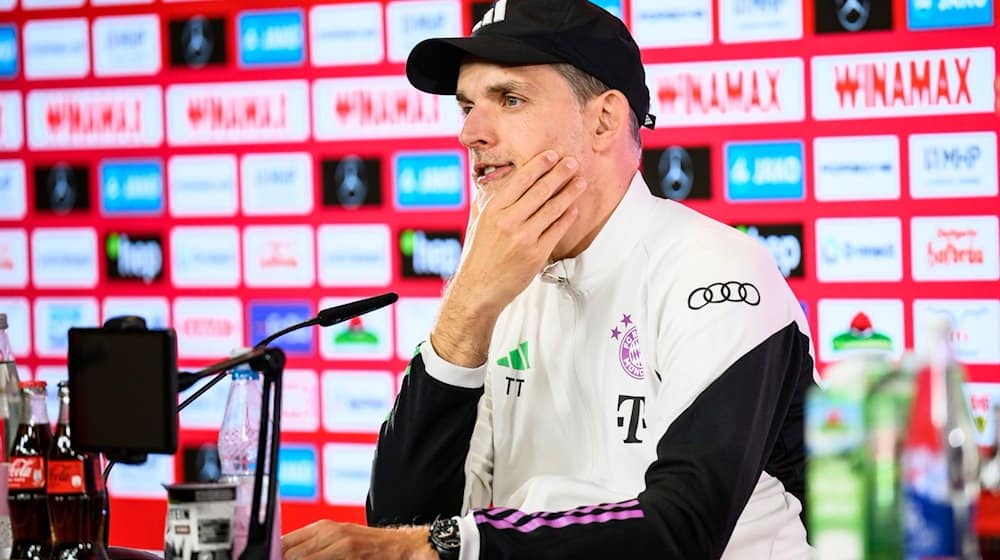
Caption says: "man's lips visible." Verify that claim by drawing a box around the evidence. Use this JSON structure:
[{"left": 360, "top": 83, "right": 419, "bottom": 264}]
[{"left": 475, "top": 163, "right": 514, "bottom": 185}]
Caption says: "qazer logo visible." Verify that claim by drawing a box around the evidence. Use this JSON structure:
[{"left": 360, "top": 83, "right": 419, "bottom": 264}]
[
  {"left": 734, "top": 223, "right": 804, "bottom": 279},
  {"left": 399, "top": 229, "right": 461, "bottom": 279}
]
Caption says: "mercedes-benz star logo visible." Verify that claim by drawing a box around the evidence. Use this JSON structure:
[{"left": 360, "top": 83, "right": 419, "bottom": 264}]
[
  {"left": 687, "top": 282, "right": 761, "bottom": 310},
  {"left": 658, "top": 146, "right": 693, "bottom": 201},
  {"left": 334, "top": 156, "right": 368, "bottom": 209},
  {"left": 183, "top": 16, "right": 214, "bottom": 67},
  {"left": 48, "top": 164, "right": 76, "bottom": 214},
  {"left": 836, "top": 0, "right": 870, "bottom": 32}
]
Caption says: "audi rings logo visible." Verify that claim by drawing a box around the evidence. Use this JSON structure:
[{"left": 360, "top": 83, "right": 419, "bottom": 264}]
[{"left": 687, "top": 282, "right": 761, "bottom": 310}]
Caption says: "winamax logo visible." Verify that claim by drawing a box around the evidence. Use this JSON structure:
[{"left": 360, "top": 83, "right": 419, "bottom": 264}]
[
  {"left": 646, "top": 57, "right": 806, "bottom": 126},
  {"left": 399, "top": 229, "right": 461, "bottom": 279},
  {"left": 733, "top": 223, "right": 804, "bottom": 278},
  {"left": 907, "top": 0, "right": 993, "bottom": 30},
  {"left": 104, "top": 232, "right": 163, "bottom": 284},
  {"left": 166, "top": 80, "right": 309, "bottom": 146},
  {"left": 100, "top": 160, "right": 163, "bottom": 215},
  {"left": 810, "top": 48, "right": 995, "bottom": 120},
  {"left": 248, "top": 301, "right": 313, "bottom": 353},
  {"left": 313, "top": 76, "right": 461, "bottom": 140},
  {"left": 393, "top": 151, "right": 465, "bottom": 210},
  {"left": 27, "top": 86, "right": 163, "bottom": 150},
  {"left": 725, "top": 141, "right": 804, "bottom": 201},
  {"left": 238, "top": 9, "right": 304, "bottom": 67}
]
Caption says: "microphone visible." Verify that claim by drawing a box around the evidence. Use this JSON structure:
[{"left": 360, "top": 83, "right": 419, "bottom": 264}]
[
  {"left": 315, "top": 291, "right": 399, "bottom": 328},
  {"left": 176, "top": 292, "right": 398, "bottom": 395}
]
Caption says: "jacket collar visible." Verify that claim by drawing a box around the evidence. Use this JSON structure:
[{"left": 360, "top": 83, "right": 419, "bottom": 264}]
[{"left": 541, "top": 171, "right": 654, "bottom": 294}]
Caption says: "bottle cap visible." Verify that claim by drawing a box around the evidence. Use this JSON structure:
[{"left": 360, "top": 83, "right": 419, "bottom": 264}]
[
  {"left": 19, "top": 380, "right": 47, "bottom": 390},
  {"left": 0, "top": 313, "right": 7, "bottom": 330}
]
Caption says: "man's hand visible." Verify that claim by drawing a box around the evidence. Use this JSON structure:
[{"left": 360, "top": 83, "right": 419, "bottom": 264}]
[
  {"left": 431, "top": 150, "right": 587, "bottom": 367},
  {"left": 281, "top": 521, "right": 437, "bottom": 560}
]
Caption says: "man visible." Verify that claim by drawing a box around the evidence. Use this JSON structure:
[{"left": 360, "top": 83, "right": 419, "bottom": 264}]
[{"left": 282, "top": 1, "right": 817, "bottom": 558}]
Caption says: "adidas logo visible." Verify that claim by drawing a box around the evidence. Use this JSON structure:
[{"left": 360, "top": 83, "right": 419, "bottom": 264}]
[
  {"left": 472, "top": 0, "right": 508, "bottom": 33},
  {"left": 497, "top": 341, "right": 530, "bottom": 370}
]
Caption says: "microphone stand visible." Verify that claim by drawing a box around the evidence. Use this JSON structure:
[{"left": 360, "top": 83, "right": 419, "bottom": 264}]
[
  {"left": 241, "top": 347, "right": 285, "bottom": 560},
  {"left": 171, "top": 346, "right": 287, "bottom": 558},
  {"left": 173, "top": 346, "right": 287, "bottom": 559}
]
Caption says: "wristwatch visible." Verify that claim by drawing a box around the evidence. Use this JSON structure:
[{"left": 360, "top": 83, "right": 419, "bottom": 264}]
[{"left": 428, "top": 516, "right": 461, "bottom": 560}]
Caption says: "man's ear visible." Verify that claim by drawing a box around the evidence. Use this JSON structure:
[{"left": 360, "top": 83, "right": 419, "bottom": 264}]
[{"left": 590, "top": 90, "right": 630, "bottom": 152}]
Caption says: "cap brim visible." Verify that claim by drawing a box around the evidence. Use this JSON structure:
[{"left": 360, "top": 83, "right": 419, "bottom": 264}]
[{"left": 406, "top": 35, "right": 563, "bottom": 95}]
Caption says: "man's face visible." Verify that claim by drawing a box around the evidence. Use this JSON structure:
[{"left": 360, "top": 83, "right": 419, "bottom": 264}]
[{"left": 455, "top": 60, "right": 590, "bottom": 201}]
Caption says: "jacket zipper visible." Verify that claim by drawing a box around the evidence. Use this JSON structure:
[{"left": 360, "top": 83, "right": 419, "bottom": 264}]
[{"left": 542, "top": 269, "right": 601, "bottom": 481}]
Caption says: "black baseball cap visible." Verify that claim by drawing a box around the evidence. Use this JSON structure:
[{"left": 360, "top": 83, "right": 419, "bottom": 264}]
[{"left": 406, "top": 0, "right": 656, "bottom": 129}]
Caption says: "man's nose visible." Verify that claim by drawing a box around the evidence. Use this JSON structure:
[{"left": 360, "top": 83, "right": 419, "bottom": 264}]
[{"left": 459, "top": 106, "right": 496, "bottom": 149}]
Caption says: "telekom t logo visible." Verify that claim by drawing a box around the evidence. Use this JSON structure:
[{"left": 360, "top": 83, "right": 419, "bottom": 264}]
[{"left": 472, "top": 0, "right": 508, "bottom": 32}]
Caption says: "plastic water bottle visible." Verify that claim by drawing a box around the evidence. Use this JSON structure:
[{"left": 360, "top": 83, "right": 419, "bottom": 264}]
[
  {"left": 0, "top": 313, "right": 23, "bottom": 458},
  {"left": 217, "top": 349, "right": 281, "bottom": 559},
  {"left": 218, "top": 350, "right": 261, "bottom": 558}
]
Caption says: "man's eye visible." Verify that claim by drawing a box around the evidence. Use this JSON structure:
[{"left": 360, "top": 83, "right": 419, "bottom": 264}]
[
  {"left": 460, "top": 105, "right": 473, "bottom": 116},
  {"left": 503, "top": 96, "right": 523, "bottom": 107}
]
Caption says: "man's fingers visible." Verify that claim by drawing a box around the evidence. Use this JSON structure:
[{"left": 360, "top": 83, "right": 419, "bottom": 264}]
[
  {"left": 489, "top": 150, "right": 561, "bottom": 208},
  {"left": 537, "top": 204, "right": 580, "bottom": 254},
  {"left": 506, "top": 156, "right": 580, "bottom": 223},
  {"left": 523, "top": 176, "right": 587, "bottom": 237},
  {"left": 282, "top": 521, "right": 332, "bottom": 559}
]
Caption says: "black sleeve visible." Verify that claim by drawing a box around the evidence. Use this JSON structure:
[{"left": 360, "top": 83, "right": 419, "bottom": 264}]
[
  {"left": 471, "top": 322, "right": 815, "bottom": 559},
  {"left": 366, "top": 349, "right": 484, "bottom": 527}
]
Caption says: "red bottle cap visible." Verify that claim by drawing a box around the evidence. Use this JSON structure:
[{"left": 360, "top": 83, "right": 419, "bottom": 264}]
[{"left": 18, "top": 380, "right": 47, "bottom": 390}]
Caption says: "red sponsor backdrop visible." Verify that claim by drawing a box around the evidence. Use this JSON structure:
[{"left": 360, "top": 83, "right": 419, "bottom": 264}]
[{"left": 0, "top": 0, "right": 998, "bottom": 549}]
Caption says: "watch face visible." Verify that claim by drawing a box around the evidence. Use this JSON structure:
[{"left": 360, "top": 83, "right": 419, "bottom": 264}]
[{"left": 431, "top": 517, "right": 462, "bottom": 552}]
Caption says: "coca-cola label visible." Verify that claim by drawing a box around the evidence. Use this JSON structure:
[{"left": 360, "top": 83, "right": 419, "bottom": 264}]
[
  {"left": 47, "top": 459, "right": 85, "bottom": 494},
  {"left": 9, "top": 456, "right": 45, "bottom": 489}
]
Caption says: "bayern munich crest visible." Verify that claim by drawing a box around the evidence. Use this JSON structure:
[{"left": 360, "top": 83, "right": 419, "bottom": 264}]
[{"left": 611, "top": 313, "right": 645, "bottom": 380}]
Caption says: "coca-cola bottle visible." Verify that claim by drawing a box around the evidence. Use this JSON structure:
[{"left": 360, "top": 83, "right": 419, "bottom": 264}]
[
  {"left": 48, "top": 381, "right": 108, "bottom": 560},
  {"left": 8, "top": 380, "right": 53, "bottom": 560}
]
